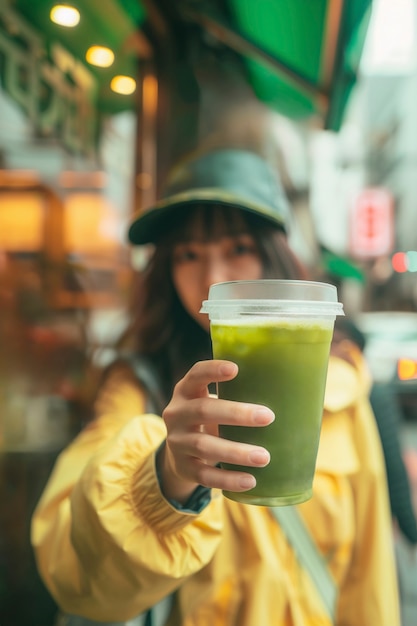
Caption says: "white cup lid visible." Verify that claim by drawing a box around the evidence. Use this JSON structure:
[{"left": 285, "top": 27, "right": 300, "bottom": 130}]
[{"left": 200, "top": 280, "right": 344, "bottom": 319}]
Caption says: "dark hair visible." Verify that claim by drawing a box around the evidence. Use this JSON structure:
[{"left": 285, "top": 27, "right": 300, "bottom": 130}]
[
  {"left": 333, "top": 317, "right": 366, "bottom": 352},
  {"left": 120, "top": 204, "right": 308, "bottom": 404}
]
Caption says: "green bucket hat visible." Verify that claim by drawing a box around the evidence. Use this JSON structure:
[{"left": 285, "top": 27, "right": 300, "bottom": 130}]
[{"left": 128, "top": 148, "right": 290, "bottom": 245}]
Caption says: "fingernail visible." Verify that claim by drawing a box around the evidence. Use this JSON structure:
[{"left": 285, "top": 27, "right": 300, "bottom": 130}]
[
  {"left": 249, "top": 449, "right": 270, "bottom": 466},
  {"left": 219, "top": 363, "right": 237, "bottom": 376},
  {"left": 239, "top": 475, "right": 256, "bottom": 489},
  {"left": 253, "top": 408, "right": 275, "bottom": 424}
]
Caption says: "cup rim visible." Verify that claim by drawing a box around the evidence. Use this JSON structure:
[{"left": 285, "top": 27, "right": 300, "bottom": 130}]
[{"left": 200, "top": 279, "right": 344, "bottom": 318}]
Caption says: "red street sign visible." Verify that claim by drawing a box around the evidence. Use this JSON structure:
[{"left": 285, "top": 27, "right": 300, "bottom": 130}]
[{"left": 349, "top": 188, "right": 394, "bottom": 258}]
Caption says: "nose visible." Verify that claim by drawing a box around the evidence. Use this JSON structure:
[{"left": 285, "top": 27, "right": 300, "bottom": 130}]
[{"left": 202, "top": 254, "right": 230, "bottom": 290}]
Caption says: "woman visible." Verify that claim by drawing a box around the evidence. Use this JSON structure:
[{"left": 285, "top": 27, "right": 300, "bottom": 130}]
[{"left": 31, "top": 149, "right": 400, "bottom": 626}]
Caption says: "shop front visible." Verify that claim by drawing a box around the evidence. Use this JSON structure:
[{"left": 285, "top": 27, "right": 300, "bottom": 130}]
[{"left": 0, "top": 4, "right": 140, "bottom": 623}]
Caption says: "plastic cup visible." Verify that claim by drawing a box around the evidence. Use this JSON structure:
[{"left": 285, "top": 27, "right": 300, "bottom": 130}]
[{"left": 200, "top": 279, "right": 344, "bottom": 506}]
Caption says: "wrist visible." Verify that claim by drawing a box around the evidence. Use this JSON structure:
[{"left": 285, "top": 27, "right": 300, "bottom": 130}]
[{"left": 156, "top": 442, "right": 199, "bottom": 505}]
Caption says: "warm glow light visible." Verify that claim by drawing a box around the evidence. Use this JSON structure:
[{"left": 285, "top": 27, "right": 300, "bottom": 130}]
[
  {"left": 110, "top": 75, "right": 136, "bottom": 95},
  {"left": 143, "top": 74, "right": 158, "bottom": 115},
  {"left": 86, "top": 46, "right": 115, "bottom": 68},
  {"left": 0, "top": 192, "right": 44, "bottom": 251},
  {"left": 50, "top": 5, "right": 80, "bottom": 27},
  {"left": 398, "top": 358, "right": 417, "bottom": 381},
  {"left": 64, "top": 193, "right": 119, "bottom": 254}
]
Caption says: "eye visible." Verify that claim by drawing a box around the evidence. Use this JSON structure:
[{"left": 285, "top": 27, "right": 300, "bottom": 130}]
[
  {"left": 173, "top": 245, "right": 198, "bottom": 264},
  {"left": 233, "top": 243, "right": 253, "bottom": 255},
  {"left": 230, "top": 236, "right": 257, "bottom": 256}
]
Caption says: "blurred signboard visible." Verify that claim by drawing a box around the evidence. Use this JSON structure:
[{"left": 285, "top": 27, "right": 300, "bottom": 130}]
[
  {"left": 349, "top": 187, "right": 394, "bottom": 258},
  {"left": 0, "top": 2, "right": 97, "bottom": 156}
]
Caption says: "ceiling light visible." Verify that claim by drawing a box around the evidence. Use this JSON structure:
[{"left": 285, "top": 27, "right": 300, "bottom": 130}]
[
  {"left": 50, "top": 5, "right": 81, "bottom": 27},
  {"left": 398, "top": 358, "right": 417, "bottom": 381},
  {"left": 110, "top": 75, "right": 137, "bottom": 95},
  {"left": 86, "top": 46, "right": 115, "bottom": 68}
]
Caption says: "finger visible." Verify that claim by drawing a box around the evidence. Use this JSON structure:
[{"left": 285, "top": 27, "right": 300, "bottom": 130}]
[
  {"left": 176, "top": 360, "right": 238, "bottom": 398},
  {"left": 182, "top": 431, "right": 271, "bottom": 469},
  {"left": 172, "top": 395, "right": 275, "bottom": 429},
  {"left": 190, "top": 460, "right": 258, "bottom": 493}
]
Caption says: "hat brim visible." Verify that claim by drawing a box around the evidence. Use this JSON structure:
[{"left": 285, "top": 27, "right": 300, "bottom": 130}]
[{"left": 128, "top": 188, "right": 286, "bottom": 245}]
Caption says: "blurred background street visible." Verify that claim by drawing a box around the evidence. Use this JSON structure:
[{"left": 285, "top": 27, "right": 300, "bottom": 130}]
[{"left": 1, "top": 0, "right": 417, "bottom": 624}]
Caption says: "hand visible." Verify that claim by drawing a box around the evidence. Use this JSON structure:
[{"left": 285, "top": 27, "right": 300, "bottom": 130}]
[{"left": 158, "top": 360, "right": 274, "bottom": 504}]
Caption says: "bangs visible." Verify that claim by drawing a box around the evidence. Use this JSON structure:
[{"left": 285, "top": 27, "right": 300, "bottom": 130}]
[
  {"left": 167, "top": 204, "right": 252, "bottom": 243},
  {"left": 150, "top": 202, "right": 305, "bottom": 282}
]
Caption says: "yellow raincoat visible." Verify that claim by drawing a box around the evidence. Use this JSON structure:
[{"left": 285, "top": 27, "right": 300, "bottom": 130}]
[{"left": 31, "top": 353, "right": 400, "bottom": 625}]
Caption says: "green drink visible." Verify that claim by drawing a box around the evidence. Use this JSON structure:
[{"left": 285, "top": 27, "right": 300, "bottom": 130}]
[
  {"left": 200, "top": 279, "right": 344, "bottom": 506},
  {"left": 212, "top": 320, "right": 333, "bottom": 505}
]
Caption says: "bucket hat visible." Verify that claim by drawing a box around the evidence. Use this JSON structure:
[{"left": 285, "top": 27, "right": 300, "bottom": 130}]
[{"left": 128, "top": 148, "right": 290, "bottom": 245}]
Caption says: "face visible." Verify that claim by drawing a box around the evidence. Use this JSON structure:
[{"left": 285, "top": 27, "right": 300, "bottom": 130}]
[{"left": 171, "top": 209, "right": 263, "bottom": 331}]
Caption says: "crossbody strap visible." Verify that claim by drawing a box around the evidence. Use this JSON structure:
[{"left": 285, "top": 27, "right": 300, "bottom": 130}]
[
  {"left": 270, "top": 505, "right": 337, "bottom": 623},
  {"left": 119, "top": 353, "right": 166, "bottom": 415}
]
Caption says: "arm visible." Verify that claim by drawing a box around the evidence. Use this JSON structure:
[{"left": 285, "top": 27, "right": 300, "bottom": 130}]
[
  {"left": 32, "top": 360, "right": 273, "bottom": 621},
  {"left": 31, "top": 364, "right": 223, "bottom": 621}
]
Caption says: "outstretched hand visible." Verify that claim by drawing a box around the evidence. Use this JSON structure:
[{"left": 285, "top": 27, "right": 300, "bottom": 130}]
[{"left": 158, "top": 360, "right": 274, "bottom": 504}]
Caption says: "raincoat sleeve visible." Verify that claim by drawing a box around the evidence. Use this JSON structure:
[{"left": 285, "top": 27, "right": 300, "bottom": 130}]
[
  {"left": 320, "top": 354, "right": 401, "bottom": 626},
  {"left": 31, "top": 364, "right": 223, "bottom": 622}
]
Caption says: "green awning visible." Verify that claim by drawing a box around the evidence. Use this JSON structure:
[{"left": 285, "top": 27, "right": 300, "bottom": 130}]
[
  {"left": 3, "top": 0, "right": 372, "bottom": 129},
  {"left": 182, "top": 0, "right": 372, "bottom": 131},
  {"left": 321, "top": 247, "right": 366, "bottom": 282}
]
